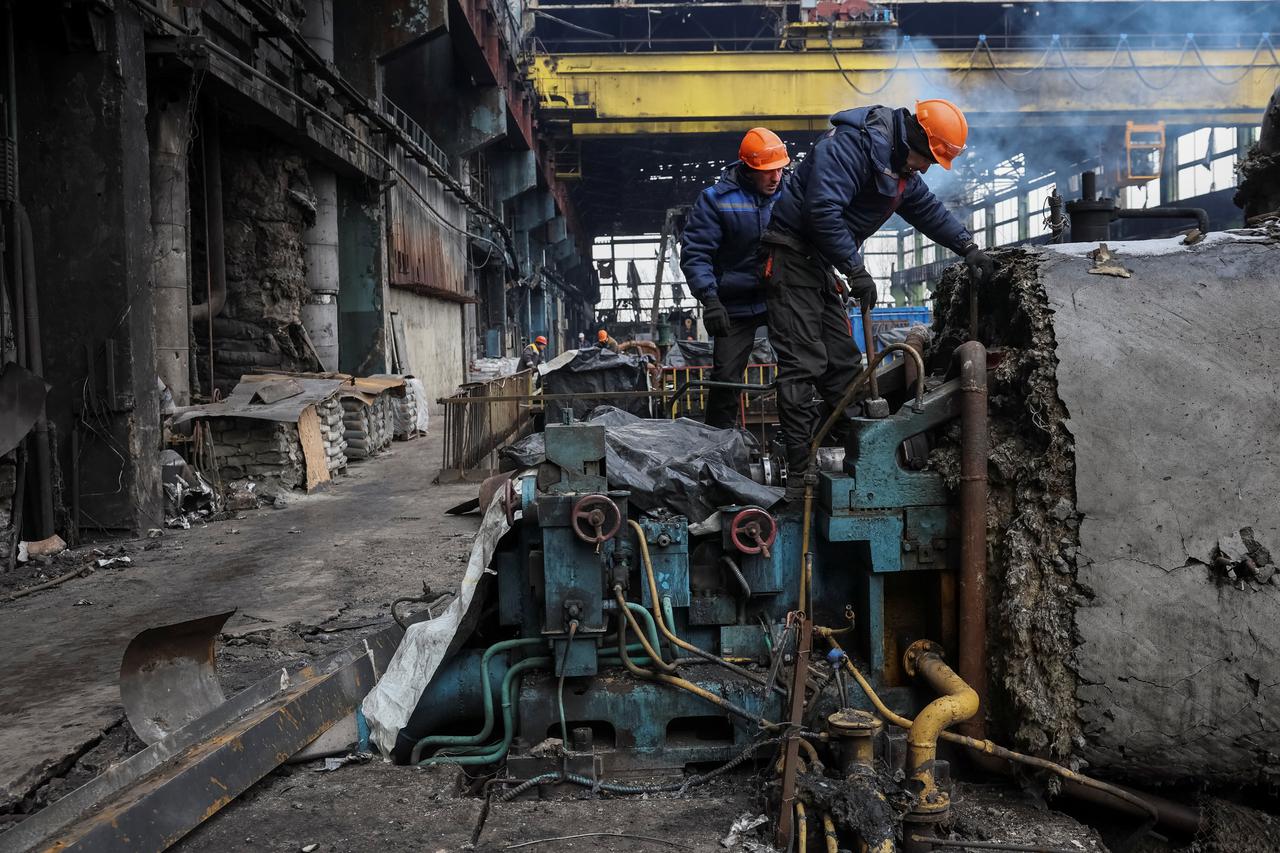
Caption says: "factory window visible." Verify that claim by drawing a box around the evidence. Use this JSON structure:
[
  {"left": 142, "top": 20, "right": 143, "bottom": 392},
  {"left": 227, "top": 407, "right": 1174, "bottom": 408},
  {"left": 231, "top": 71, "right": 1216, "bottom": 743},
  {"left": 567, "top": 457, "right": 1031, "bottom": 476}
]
[
  {"left": 970, "top": 209, "right": 987, "bottom": 249},
  {"left": 920, "top": 236, "right": 938, "bottom": 266},
  {"left": 993, "top": 197, "right": 1019, "bottom": 246},
  {"left": 1176, "top": 127, "right": 1238, "bottom": 200},
  {"left": 1123, "top": 178, "right": 1162, "bottom": 210},
  {"left": 1026, "top": 185, "right": 1055, "bottom": 238},
  {"left": 861, "top": 233, "right": 899, "bottom": 301}
]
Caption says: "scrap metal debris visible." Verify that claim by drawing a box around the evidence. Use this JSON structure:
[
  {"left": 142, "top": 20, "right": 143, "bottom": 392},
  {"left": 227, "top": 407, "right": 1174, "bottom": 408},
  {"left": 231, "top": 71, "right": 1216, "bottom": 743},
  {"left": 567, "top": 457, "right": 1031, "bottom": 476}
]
[
  {"left": 1086, "top": 243, "right": 1131, "bottom": 278},
  {"left": 313, "top": 752, "right": 372, "bottom": 772},
  {"left": 1211, "top": 527, "right": 1276, "bottom": 588},
  {"left": 721, "top": 813, "right": 770, "bottom": 849}
]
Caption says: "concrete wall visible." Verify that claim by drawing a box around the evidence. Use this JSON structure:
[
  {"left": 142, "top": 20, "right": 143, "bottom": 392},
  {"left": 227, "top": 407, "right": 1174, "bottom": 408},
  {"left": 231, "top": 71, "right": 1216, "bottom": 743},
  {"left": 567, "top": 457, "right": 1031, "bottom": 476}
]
[{"left": 386, "top": 288, "right": 464, "bottom": 410}]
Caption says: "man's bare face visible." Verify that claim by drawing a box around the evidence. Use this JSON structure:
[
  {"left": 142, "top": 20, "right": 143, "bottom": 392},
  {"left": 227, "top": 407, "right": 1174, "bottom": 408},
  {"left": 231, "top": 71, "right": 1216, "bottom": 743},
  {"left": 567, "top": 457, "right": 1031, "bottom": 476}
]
[
  {"left": 745, "top": 166, "right": 784, "bottom": 196},
  {"left": 903, "top": 150, "right": 934, "bottom": 175}
]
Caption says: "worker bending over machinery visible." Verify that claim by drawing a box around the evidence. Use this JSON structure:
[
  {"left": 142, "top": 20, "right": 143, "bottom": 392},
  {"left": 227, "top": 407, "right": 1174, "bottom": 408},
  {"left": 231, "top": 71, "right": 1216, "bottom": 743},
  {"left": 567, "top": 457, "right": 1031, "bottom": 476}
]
[
  {"left": 516, "top": 335, "right": 547, "bottom": 371},
  {"left": 762, "top": 99, "right": 994, "bottom": 498},
  {"left": 597, "top": 329, "right": 620, "bottom": 352},
  {"left": 680, "top": 127, "right": 790, "bottom": 429}
]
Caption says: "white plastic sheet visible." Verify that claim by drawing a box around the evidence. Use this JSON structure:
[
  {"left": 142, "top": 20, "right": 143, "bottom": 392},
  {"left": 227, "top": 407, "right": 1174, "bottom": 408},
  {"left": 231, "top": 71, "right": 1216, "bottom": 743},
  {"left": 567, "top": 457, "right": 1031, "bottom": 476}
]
[{"left": 361, "top": 490, "right": 511, "bottom": 755}]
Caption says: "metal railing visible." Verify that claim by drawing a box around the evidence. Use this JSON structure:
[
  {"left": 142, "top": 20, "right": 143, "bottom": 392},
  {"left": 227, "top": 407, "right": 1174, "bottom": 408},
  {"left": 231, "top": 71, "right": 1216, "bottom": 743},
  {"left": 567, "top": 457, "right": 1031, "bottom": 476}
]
[
  {"left": 436, "top": 370, "right": 537, "bottom": 482},
  {"left": 381, "top": 95, "right": 451, "bottom": 176},
  {"left": 664, "top": 364, "right": 778, "bottom": 425}
]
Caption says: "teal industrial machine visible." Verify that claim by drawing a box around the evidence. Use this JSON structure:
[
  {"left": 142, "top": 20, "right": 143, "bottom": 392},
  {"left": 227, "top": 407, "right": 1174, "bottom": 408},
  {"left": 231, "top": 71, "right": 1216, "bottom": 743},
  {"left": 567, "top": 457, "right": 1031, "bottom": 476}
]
[{"left": 394, "top": 348, "right": 965, "bottom": 773}]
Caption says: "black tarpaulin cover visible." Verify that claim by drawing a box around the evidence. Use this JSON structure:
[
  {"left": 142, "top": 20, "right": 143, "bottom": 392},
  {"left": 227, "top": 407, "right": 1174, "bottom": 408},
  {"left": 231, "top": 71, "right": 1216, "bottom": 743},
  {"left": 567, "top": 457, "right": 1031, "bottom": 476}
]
[
  {"left": 664, "top": 337, "right": 776, "bottom": 367},
  {"left": 501, "top": 406, "right": 782, "bottom": 521},
  {"left": 540, "top": 348, "right": 650, "bottom": 421}
]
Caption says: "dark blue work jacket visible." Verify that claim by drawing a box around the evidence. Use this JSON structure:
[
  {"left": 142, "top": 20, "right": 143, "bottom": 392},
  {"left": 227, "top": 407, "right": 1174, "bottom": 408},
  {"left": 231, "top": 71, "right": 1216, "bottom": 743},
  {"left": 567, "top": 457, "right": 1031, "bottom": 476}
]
[
  {"left": 680, "top": 163, "right": 785, "bottom": 318},
  {"left": 769, "top": 106, "right": 973, "bottom": 272}
]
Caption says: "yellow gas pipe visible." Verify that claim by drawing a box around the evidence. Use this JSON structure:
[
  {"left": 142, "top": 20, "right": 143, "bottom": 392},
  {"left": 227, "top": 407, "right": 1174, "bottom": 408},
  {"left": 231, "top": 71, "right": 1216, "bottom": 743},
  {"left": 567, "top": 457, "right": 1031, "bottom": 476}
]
[{"left": 901, "top": 640, "right": 979, "bottom": 813}]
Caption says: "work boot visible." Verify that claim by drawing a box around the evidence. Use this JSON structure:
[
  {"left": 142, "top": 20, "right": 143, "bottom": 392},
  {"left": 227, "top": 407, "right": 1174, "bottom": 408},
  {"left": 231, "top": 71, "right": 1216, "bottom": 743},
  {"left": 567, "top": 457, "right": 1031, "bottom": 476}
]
[{"left": 782, "top": 446, "right": 816, "bottom": 504}]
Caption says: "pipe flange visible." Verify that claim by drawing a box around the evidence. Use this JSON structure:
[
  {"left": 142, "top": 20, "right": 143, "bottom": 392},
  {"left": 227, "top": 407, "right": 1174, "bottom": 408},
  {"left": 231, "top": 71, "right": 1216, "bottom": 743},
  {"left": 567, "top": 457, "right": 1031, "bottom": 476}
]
[
  {"left": 902, "top": 639, "right": 946, "bottom": 678},
  {"left": 904, "top": 792, "right": 951, "bottom": 822},
  {"left": 827, "top": 709, "right": 883, "bottom": 737}
]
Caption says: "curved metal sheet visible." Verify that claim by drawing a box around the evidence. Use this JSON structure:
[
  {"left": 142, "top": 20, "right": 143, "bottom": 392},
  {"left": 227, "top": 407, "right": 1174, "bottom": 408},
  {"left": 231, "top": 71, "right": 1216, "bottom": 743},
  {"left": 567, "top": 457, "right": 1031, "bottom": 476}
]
[{"left": 119, "top": 610, "right": 235, "bottom": 745}]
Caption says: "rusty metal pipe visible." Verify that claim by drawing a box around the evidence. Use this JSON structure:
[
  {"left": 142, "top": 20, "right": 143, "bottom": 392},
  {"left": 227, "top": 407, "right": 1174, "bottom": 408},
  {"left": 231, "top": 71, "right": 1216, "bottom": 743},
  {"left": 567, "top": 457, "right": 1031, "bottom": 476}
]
[
  {"left": 957, "top": 340, "right": 989, "bottom": 740},
  {"left": 860, "top": 303, "right": 878, "bottom": 399}
]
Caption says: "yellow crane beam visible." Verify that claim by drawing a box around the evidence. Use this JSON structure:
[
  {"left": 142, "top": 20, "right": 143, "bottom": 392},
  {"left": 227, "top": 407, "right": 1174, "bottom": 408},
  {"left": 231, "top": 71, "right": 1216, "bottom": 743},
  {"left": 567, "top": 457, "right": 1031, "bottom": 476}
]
[{"left": 529, "top": 44, "right": 1280, "bottom": 135}]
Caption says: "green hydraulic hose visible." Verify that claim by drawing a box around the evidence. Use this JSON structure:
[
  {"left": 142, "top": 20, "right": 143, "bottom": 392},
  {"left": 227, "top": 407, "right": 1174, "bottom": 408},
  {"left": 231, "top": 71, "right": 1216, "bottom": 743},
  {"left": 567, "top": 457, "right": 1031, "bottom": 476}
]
[
  {"left": 409, "top": 637, "right": 547, "bottom": 764},
  {"left": 622, "top": 600, "right": 664, "bottom": 660},
  {"left": 416, "top": 656, "right": 552, "bottom": 767}
]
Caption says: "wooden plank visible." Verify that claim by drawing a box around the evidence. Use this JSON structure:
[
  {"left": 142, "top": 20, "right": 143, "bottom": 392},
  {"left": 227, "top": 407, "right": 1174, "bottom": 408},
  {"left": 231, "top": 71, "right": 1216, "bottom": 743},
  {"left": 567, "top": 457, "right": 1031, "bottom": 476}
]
[{"left": 297, "top": 405, "right": 331, "bottom": 492}]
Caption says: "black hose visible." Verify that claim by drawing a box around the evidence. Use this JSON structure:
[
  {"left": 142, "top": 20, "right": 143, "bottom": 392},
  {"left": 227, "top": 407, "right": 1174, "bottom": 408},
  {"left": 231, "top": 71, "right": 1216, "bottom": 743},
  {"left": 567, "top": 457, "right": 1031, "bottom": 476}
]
[{"left": 391, "top": 591, "right": 452, "bottom": 628}]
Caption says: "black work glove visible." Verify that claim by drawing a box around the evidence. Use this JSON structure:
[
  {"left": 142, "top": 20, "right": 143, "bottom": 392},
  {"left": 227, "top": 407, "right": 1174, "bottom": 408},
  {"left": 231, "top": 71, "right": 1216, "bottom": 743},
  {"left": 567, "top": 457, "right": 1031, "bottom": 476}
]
[
  {"left": 702, "top": 295, "right": 731, "bottom": 338},
  {"left": 840, "top": 264, "right": 878, "bottom": 310},
  {"left": 963, "top": 244, "right": 994, "bottom": 286}
]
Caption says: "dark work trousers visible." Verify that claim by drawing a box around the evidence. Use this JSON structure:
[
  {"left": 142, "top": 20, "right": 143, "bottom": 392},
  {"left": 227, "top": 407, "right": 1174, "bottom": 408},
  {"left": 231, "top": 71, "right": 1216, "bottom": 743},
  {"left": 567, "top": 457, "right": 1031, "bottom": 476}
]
[
  {"left": 763, "top": 243, "right": 863, "bottom": 472},
  {"left": 705, "top": 312, "right": 765, "bottom": 430}
]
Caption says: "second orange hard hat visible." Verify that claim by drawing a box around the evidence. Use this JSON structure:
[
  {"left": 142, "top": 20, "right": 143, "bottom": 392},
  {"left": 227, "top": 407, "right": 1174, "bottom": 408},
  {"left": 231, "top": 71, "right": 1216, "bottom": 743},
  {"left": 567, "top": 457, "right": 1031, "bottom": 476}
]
[
  {"left": 915, "top": 99, "right": 968, "bottom": 170},
  {"left": 739, "top": 127, "right": 791, "bottom": 171}
]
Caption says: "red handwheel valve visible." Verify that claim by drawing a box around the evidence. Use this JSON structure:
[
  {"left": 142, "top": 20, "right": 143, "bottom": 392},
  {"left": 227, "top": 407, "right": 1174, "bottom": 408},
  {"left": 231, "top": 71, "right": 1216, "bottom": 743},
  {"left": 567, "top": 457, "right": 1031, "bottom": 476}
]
[
  {"left": 730, "top": 507, "right": 778, "bottom": 558},
  {"left": 571, "top": 494, "right": 622, "bottom": 553}
]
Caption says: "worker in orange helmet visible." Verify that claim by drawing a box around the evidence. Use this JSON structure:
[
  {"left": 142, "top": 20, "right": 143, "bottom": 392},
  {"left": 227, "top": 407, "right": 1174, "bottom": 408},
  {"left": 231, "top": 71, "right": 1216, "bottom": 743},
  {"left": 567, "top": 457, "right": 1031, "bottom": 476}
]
[
  {"left": 680, "top": 127, "right": 790, "bottom": 429},
  {"left": 596, "top": 329, "right": 620, "bottom": 353},
  {"left": 517, "top": 334, "right": 549, "bottom": 371},
  {"left": 763, "top": 99, "right": 993, "bottom": 500}
]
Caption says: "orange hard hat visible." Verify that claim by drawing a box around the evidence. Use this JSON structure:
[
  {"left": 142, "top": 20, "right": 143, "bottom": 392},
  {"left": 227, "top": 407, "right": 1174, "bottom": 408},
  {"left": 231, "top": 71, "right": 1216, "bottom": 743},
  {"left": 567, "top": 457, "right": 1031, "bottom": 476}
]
[
  {"left": 739, "top": 127, "right": 790, "bottom": 171},
  {"left": 915, "top": 99, "right": 968, "bottom": 170},
  {"left": 597, "top": 330, "right": 609, "bottom": 342},
  {"left": 535, "top": 335, "right": 547, "bottom": 346}
]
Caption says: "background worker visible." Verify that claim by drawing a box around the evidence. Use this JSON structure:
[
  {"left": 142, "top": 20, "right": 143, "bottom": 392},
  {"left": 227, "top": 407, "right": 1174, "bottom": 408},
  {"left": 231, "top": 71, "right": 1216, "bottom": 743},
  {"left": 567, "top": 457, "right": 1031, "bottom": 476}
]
[
  {"left": 680, "top": 127, "right": 790, "bottom": 429},
  {"left": 597, "top": 329, "right": 620, "bottom": 352},
  {"left": 517, "top": 335, "right": 547, "bottom": 370},
  {"left": 762, "top": 99, "right": 994, "bottom": 498}
]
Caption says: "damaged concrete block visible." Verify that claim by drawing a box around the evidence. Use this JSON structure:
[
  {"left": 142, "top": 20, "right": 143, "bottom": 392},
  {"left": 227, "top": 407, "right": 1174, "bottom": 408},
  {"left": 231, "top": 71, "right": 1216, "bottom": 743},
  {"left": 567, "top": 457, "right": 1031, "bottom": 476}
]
[{"left": 932, "top": 230, "right": 1280, "bottom": 785}]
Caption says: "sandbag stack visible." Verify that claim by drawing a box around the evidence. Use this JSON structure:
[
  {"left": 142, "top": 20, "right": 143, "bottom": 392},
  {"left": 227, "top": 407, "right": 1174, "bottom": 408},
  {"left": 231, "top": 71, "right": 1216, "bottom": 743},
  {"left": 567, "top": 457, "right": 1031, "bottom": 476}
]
[{"left": 316, "top": 396, "right": 347, "bottom": 474}]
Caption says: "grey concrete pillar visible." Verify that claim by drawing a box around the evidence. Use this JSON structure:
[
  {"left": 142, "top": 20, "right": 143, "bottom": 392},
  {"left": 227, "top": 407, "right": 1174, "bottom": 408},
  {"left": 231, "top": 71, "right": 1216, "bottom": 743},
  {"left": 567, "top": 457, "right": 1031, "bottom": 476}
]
[
  {"left": 149, "top": 89, "right": 192, "bottom": 406},
  {"left": 301, "top": 0, "right": 339, "bottom": 371},
  {"left": 303, "top": 168, "right": 340, "bottom": 371}
]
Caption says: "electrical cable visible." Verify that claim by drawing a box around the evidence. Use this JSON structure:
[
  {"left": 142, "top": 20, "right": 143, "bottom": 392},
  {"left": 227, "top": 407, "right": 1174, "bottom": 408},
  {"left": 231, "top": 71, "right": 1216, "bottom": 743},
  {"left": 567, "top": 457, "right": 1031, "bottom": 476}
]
[
  {"left": 827, "top": 27, "right": 901, "bottom": 97},
  {"left": 497, "top": 736, "right": 784, "bottom": 801},
  {"left": 556, "top": 619, "right": 578, "bottom": 755}
]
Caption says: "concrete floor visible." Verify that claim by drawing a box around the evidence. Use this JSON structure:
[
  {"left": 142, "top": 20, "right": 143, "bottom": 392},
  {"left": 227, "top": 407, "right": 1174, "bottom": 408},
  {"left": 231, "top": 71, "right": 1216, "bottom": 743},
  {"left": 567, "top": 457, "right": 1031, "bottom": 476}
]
[{"left": 0, "top": 432, "right": 478, "bottom": 811}]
